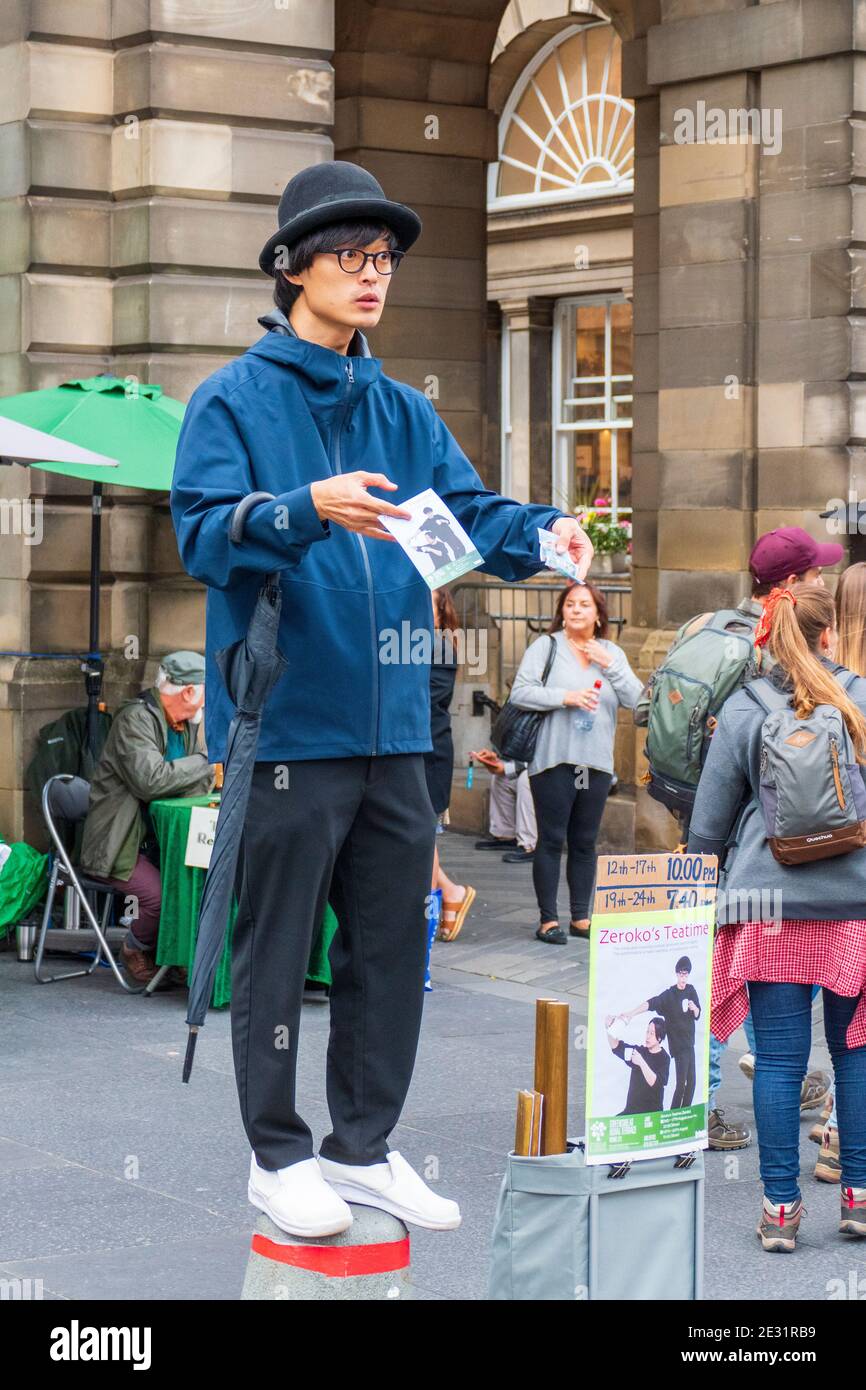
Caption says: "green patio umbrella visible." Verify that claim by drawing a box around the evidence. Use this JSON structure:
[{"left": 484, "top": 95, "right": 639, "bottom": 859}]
[{"left": 0, "top": 375, "right": 186, "bottom": 753}]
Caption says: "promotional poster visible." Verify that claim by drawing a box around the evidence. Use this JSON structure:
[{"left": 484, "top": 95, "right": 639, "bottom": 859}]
[{"left": 585, "top": 853, "right": 718, "bottom": 1165}]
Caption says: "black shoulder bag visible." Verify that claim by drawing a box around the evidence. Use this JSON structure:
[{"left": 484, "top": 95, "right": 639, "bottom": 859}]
[{"left": 490, "top": 635, "right": 558, "bottom": 763}]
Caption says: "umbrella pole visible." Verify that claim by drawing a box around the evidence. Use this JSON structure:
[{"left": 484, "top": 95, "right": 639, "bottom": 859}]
[{"left": 85, "top": 483, "right": 104, "bottom": 755}]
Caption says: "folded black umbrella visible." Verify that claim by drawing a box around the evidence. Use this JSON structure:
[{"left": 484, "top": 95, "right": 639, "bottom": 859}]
[{"left": 183, "top": 492, "right": 287, "bottom": 1082}]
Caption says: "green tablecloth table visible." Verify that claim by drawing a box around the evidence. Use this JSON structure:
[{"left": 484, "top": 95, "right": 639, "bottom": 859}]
[{"left": 149, "top": 795, "right": 338, "bottom": 1010}]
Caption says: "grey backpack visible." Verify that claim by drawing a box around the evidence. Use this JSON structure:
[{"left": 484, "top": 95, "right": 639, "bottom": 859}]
[{"left": 745, "top": 673, "right": 866, "bottom": 865}]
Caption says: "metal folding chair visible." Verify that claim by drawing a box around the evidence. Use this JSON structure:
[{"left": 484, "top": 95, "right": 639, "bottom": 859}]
[{"left": 34, "top": 774, "right": 143, "bottom": 992}]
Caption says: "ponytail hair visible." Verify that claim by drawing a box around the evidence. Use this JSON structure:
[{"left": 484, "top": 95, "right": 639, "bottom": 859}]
[
  {"left": 767, "top": 583, "right": 866, "bottom": 761},
  {"left": 836, "top": 562, "right": 866, "bottom": 678}
]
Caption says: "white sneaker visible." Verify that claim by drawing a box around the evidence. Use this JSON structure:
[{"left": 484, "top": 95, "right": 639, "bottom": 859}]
[
  {"left": 248, "top": 1154, "right": 353, "bottom": 1238},
  {"left": 738, "top": 1052, "right": 756, "bottom": 1081},
  {"left": 317, "top": 1150, "right": 461, "bottom": 1231}
]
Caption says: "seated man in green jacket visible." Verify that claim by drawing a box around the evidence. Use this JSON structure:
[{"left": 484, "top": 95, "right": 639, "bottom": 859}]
[{"left": 80, "top": 650, "right": 214, "bottom": 984}]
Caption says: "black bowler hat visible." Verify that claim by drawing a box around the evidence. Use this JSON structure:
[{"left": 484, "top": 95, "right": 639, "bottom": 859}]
[{"left": 259, "top": 160, "right": 422, "bottom": 276}]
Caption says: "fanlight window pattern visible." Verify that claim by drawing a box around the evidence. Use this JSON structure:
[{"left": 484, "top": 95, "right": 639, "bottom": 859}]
[{"left": 493, "top": 24, "right": 634, "bottom": 207}]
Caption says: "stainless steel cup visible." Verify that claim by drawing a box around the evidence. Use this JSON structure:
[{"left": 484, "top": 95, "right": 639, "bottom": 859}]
[{"left": 16, "top": 921, "right": 36, "bottom": 962}]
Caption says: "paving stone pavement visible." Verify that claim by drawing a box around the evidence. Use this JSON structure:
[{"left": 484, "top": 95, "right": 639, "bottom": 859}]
[{"left": 1, "top": 827, "right": 863, "bottom": 1303}]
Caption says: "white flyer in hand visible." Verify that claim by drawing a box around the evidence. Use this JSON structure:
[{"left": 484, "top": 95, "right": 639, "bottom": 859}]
[
  {"left": 538, "top": 526, "right": 585, "bottom": 583},
  {"left": 378, "top": 488, "right": 484, "bottom": 589}
]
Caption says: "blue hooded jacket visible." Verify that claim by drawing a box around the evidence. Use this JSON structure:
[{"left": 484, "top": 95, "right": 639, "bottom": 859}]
[{"left": 170, "top": 324, "right": 567, "bottom": 763}]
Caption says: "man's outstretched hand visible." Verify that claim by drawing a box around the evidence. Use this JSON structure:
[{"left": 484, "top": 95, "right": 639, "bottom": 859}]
[
  {"left": 551, "top": 516, "right": 594, "bottom": 580},
  {"left": 310, "top": 471, "right": 411, "bottom": 541}
]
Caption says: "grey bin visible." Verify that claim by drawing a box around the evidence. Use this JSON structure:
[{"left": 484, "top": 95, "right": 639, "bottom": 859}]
[{"left": 489, "top": 1145, "right": 704, "bottom": 1301}]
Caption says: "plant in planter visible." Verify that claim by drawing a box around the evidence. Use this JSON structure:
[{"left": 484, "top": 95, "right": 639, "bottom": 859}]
[{"left": 575, "top": 498, "right": 631, "bottom": 573}]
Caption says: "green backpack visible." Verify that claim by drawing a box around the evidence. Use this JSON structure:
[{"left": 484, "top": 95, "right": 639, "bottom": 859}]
[{"left": 642, "top": 608, "right": 761, "bottom": 817}]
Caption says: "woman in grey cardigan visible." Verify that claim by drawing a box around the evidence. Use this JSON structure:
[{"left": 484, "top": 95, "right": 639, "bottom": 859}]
[
  {"left": 510, "top": 581, "right": 643, "bottom": 944},
  {"left": 687, "top": 583, "right": 866, "bottom": 1252}
]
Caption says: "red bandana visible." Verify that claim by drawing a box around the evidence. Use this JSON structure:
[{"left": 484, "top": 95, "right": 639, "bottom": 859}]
[{"left": 754, "top": 587, "right": 796, "bottom": 649}]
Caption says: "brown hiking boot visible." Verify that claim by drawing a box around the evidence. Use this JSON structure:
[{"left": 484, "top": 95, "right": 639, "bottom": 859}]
[
  {"left": 800, "top": 1069, "right": 832, "bottom": 1112},
  {"left": 808, "top": 1093, "right": 834, "bottom": 1142},
  {"left": 840, "top": 1186, "right": 866, "bottom": 1236},
  {"left": 120, "top": 941, "right": 159, "bottom": 985},
  {"left": 708, "top": 1108, "right": 751, "bottom": 1150},
  {"left": 814, "top": 1128, "right": 841, "bottom": 1183},
  {"left": 757, "top": 1195, "right": 802, "bottom": 1252}
]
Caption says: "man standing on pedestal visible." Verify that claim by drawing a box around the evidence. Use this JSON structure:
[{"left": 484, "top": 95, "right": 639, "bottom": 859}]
[{"left": 171, "top": 161, "right": 592, "bottom": 1238}]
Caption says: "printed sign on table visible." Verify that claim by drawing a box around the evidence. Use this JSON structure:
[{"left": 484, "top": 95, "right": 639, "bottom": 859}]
[
  {"left": 378, "top": 487, "right": 483, "bottom": 589},
  {"left": 184, "top": 804, "right": 218, "bottom": 870},
  {"left": 585, "top": 852, "right": 718, "bottom": 1165}
]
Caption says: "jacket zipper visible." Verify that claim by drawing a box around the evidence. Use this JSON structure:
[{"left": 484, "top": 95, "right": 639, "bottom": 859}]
[
  {"left": 334, "top": 357, "right": 378, "bottom": 756},
  {"left": 830, "top": 737, "right": 846, "bottom": 811}
]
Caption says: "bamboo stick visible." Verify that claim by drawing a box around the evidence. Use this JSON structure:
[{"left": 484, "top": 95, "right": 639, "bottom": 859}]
[
  {"left": 533, "top": 998, "right": 555, "bottom": 1094},
  {"left": 534, "top": 998, "right": 569, "bottom": 1154}
]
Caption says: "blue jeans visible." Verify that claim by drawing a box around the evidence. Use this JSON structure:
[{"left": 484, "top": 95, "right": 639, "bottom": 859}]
[
  {"left": 709, "top": 1010, "right": 757, "bottom": 1106},
  {"left": 748, "top": 982, "right": 866, "bottom": 1202}
]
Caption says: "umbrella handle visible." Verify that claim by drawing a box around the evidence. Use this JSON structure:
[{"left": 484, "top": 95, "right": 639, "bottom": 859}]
[
  {"left": 229, "top": 492, "right": 275, "bottom": 544},
  {"left": 182, "top": 1025, "right": 199, "bottom": 1083},
  {"left": 230, "top": 493, "right": 281, "bottom": 593}
]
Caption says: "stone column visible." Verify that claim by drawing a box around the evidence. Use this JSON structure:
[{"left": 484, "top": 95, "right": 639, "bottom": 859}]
[
  {"left": 623, "top": 0, "right": 865, "bottom": 848},
  {"left": 642, "top": 0, "right": 862, "bottom": 630},
  {"left": 498, "top": 298, "right": 553, "bottom": 505}
]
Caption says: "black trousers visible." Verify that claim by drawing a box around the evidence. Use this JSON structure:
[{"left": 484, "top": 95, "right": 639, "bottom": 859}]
[
  {"left": 670, "top": 1046, "right": 697, "bottom": 1109},
  {"left": 231, "top": 755, "right": 437, "bottom": 1170},
  {"left": 529, "top": 764, "right": 612, "bottom": 924}
]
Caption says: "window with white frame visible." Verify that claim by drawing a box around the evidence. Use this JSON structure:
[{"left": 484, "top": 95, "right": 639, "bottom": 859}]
[
  {"left": 489, "top": 22, "right": 634, "bottom": 211},
  {"left": 552, "top": 296, "right": 633, "bottom": 520}
]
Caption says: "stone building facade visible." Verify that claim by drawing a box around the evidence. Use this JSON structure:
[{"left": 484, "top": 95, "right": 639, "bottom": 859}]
[{"left": 1, "top": 0, "right": 863, "bottom": 847}]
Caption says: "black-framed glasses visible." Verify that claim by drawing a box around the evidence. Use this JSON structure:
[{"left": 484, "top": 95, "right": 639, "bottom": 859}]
[{"left": 324, "top": 248, "right": 405, "bottom": 275}]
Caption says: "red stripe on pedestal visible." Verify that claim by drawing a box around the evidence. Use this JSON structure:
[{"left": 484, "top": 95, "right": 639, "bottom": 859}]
[{"left": 251, "top": 1233, "right": 411, "bottom": 1277}]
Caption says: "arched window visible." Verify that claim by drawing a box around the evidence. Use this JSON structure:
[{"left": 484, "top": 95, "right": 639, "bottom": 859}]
[{"left": 489, "top": 23, "right": 634, "bottom": 209}]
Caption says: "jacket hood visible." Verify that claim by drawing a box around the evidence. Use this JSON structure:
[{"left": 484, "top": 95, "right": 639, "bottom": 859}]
[{"left": 248, "top": 318, "right": 382, "bottom": 409}]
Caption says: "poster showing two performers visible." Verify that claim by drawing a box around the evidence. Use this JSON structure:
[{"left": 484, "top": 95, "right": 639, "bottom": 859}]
[{"left": 585, "top": 853, "right": 718, "bottom": 1165}]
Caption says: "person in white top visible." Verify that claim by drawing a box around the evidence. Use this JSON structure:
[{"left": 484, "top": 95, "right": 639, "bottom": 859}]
[{"left": 510, "top": 582, "right": 643, "bottom": 944}]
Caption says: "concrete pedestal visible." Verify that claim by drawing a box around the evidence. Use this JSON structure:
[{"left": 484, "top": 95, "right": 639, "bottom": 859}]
[{"left": 241, "top": 1207, "right": 414, "bottom": 1301}]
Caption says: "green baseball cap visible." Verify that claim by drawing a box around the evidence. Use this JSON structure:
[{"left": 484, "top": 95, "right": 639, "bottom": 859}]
[{"left": 161, "top": 650, "right": 206, "bottom": 685}]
